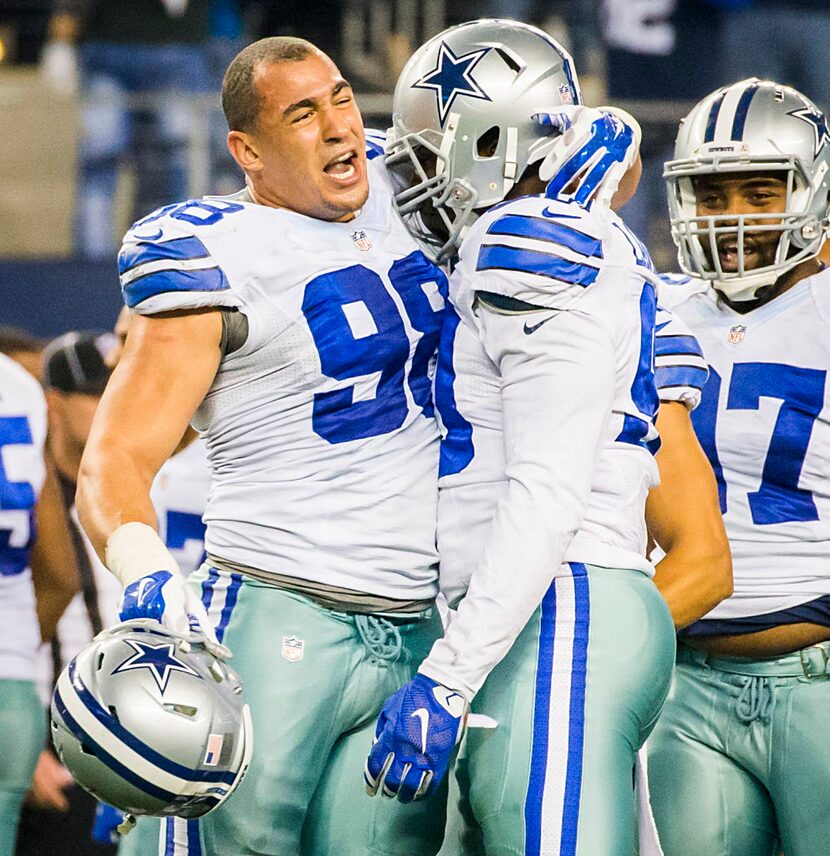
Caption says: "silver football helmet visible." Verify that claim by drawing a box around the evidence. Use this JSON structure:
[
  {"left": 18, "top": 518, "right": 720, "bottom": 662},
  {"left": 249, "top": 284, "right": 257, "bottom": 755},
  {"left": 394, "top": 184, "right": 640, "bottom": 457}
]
[
  {"left": 665, "top": 78, "right": 830, "bottom": 301},
  {"left": 51, "top": 620, "right": 253, "bottom": 820},
  {"left": 387, "top": 18, "right": 582, "bottom": 261}
]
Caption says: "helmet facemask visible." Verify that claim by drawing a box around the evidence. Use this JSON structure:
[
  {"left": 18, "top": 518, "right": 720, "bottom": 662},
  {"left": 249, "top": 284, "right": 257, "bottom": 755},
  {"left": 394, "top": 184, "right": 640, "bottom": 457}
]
[{"left": 667, "top": 155, "right": 825, "bottom": 301}]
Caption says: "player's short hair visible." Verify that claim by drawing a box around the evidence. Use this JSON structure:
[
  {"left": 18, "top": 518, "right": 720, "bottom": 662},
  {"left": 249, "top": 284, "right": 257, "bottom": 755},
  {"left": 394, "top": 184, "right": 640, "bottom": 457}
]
[
  {"left": 222, "top": 36, "right": 318, "bottom": 133},
  {"left": 0, "top": 325, "right": 45, "bottom": 356}
]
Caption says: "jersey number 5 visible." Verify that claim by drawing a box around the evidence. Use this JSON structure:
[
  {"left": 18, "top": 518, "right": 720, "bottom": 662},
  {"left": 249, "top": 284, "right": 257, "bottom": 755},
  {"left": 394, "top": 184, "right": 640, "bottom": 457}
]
[
  {"left": 693, "top": 362, "right": 826, "bottom": 525},
  {"left": 0, "top": 416, "right": 36, "bottom": 576},
  {"left": 302, "top": 251, "right": 447, "bottom": 444}
]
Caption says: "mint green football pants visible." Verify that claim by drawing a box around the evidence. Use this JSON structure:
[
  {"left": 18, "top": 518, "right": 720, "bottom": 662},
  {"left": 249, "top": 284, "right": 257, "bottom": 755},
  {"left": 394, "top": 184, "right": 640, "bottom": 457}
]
[
  {"left": 159, "top": 568, "right": 446, "bottom": 856},
  {"left": 649, "top": 642, "right": 830, "bottom": 856},
  {"left": 0, "top": 679, "right": 43, "bottom": 855},
  {"left": 440, "top": 564, "right": 676, "bottom": 856}
]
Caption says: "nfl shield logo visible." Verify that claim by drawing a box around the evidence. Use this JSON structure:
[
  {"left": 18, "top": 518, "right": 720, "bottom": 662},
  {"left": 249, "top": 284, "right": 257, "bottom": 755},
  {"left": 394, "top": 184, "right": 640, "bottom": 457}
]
[
  {"left": 728, "top": 324, "right": 747, "bottom": 344},
  {"left": 281, "top": 636, "right": 304, "bottom": 663},
  {"left": 558, "top": 84, "right": 573, "bottom": 105},
  {"left": 351, "top": 230, "right": 372, "bottom": 251}
]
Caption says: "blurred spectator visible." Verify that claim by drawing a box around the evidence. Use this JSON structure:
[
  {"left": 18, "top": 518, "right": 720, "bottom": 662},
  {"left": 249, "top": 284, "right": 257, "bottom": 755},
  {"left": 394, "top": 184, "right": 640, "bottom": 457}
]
[
  {"left": 708, "top": 0, "right": 830, "bottom": 110},
  {"left": 0, "top": 327, "right": 46, "bottom": 380},
  {"left": 600, "top": 0, "right": 725, "bottom": 268},
  {"left": 15, "top": 332, "right": 119, "bottom": 856},
  {"left": 41, "top": 1, "right": 214, "bottom": 259}
]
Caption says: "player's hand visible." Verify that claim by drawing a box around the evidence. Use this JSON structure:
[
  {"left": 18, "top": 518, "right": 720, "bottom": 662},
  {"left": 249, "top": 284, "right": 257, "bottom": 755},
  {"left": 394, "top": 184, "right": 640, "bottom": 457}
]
[
  {"left": 535, "top": 105, "right": 641, "bottom": 210},
  {"left": 364, "top": 673, "right": 468, "bottom": 802},
  {"left": 120, "top": 570, "right": 219, "bottom": 647},
  {"left": 25, "top": 749, "right": 73, "bottom": 811}
]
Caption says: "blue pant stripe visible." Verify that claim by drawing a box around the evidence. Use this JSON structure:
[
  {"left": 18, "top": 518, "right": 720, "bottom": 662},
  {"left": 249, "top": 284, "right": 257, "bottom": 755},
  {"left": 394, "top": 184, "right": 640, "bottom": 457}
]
[
  {"left": 165, "top": 817, "right": 175, "bottom": 855},
  {"left": 187, "top": 819, "right": 202, "bottom": 855},
  {"left": 524, "top": 581, "right": 558, "bottom": 856},
  {"left": 216, "top": 572, "right": 243, "bottom": 643},
  {"left": 199, "top": 567, "right": 220, "bottom": 613},
  {"left": 560, "top": 564, "right": 590, "bottom": 856}
]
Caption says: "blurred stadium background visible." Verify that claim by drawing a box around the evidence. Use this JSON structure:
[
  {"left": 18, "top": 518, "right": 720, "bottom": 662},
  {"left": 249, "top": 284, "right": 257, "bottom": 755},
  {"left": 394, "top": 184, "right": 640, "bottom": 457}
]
[{"left": 0, "top": 0, "right": 827, "bottom": 336}]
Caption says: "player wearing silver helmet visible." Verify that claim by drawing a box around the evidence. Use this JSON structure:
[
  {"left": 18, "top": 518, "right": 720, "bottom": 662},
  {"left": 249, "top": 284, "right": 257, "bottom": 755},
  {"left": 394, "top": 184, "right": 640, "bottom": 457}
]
[
  {"left": 652, "top": 79, "right": 830, "bottom": 856},
  {"left": 365, "top": 19, "right": 730, "bottom": 856}
]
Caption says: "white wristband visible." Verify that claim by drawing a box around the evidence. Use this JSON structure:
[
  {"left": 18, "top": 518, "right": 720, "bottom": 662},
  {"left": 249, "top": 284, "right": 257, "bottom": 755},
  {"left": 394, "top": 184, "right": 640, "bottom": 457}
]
[{"left": 105, "top": 522, "right": 182, "bottom": 588}]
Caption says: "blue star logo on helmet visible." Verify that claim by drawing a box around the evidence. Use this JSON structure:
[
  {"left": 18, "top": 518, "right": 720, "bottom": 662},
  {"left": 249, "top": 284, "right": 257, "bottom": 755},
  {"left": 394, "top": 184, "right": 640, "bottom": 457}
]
[
  {"left": 112, "top": 639, "right": 201, "bottom": 694},
  {"left": 788, "top": 104, "right": 830, "bottom": 159},
  {"left": 412, "top": 42, "right": 491, "bottom": 127}
]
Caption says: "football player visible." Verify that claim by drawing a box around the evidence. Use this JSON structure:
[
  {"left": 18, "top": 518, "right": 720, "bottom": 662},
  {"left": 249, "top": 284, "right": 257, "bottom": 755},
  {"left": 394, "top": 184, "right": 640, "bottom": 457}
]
[
  {"left": 366, "top": 18, "right": 730, "bottom": 856},
  {"left": 0, "top": 351, "right": 77, "bottom": 852},
  {"left": 76, "top": 36, "right": 452, "bottom": 856},
  {"left": 651, "top": 79, "right": 830, "bottom": 856}
]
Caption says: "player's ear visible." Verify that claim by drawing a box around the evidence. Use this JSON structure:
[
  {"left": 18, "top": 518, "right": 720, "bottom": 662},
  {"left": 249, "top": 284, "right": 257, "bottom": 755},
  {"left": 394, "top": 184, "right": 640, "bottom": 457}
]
[{"left": 227, "top": 130, "right": 262, "bottom": 174}]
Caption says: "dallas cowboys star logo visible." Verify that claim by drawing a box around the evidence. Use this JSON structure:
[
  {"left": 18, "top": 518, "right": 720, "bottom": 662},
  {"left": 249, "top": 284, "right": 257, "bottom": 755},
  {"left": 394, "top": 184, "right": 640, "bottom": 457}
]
[
  {"left": 413, "top": 42, "right": 491, "bottom": 127},
  {"left": 112, "top": 639, "right": 201, "bottom": 694},
  {"left": 788, "top": 103, "right": 830, "bottom": 158}
]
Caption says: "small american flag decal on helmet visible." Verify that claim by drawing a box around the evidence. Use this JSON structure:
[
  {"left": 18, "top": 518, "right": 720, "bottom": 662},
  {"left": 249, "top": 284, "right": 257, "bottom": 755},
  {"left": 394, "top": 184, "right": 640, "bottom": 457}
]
[{"left": 204, "top": 733, "right": 224, "bottom": 766}]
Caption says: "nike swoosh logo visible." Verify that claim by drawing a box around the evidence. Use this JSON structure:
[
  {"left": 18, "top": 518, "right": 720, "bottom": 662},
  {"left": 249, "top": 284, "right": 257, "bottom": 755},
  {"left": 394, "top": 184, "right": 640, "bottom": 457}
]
[
  {"left": 411, "top": 708, "right": 429, "bottom": 753},
  {"left": 523, "top": 314, "right": 558, "bottom": 335},
  {"left": 541, "top": 208, "right": 583, "bottom": 220}
]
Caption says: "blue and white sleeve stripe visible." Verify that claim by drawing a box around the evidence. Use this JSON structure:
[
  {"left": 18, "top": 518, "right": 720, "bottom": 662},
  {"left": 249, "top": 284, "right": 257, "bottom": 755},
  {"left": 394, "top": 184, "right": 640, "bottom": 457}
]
[
  {"left": 654, "top": 306, "right": 709, "bottom": 405},
  {"left": 118, "top": 235, "right": 231, "bottom": 310},
  {"left": 364, "top": 128, "right": 387, "bottom": 160},
  {"left": 476, "top": 210, "right": 603, "bottom": 289}
]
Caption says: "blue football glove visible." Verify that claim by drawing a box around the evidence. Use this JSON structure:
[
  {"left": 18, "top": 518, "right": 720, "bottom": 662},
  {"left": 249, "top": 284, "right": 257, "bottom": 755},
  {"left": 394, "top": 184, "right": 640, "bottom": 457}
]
[
  {"left": 92, "top": 802, "right": 125, "bottom": 844},
  {"left": 365, "top": 674, "right": 468, "bottom": 802},
  {"left": 120, "top": 570, "right": 223, "bottom": 651},
  {"left": 535, "top": 105, "right": 640, "bottom": 209}
]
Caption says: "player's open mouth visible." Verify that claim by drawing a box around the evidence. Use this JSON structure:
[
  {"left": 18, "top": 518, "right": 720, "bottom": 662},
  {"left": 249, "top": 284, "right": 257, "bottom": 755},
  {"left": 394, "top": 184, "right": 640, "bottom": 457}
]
[
  {"left": 717, "top": 236, "right": 762, "bottom": 271},
  {"left": 324, "top": 150, "right": 360, "bottom": 184}
]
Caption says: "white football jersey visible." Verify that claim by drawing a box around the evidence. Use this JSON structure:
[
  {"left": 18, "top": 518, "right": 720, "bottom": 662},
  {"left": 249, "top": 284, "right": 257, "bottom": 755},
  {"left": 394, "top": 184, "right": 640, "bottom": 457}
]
[
  {"left": 118, "top": 151, "right": 446, "bottom": 601},
  {"left": 150, "top": 438, "right": 210, "bottom": 576},
  {"left": 425, "top": 195, "right": 677, "bottom": 698},
  {"left": 661, "top": 270, "right": 830, "bottom": 624},
  {"left": 0, "top": 353, "right": 47, "bottom": 681}
]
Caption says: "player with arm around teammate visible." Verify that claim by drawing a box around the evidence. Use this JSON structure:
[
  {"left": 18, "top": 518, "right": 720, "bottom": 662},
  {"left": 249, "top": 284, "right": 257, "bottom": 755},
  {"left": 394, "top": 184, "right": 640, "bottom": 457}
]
[
  {"left": 365, "top": 19, "right": 729, "bottom": 855},
  {"left": 649, "top": 79, "right": 830, "bottom": 856},
  {"left": 76, "top": 37, "right": 452, "bottom": 856}
]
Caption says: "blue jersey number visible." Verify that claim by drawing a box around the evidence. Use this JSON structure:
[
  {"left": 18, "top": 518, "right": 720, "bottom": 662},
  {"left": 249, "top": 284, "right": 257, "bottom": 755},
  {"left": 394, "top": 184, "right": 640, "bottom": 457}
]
[
  {"left": 0, "top": 416, "right": 36, "bottom": 576},
  {"left": 693, "top": 362, "right": 826, "bottom": 524},
  {"left": 302, "top": 252, "right": 447, "bottom": 444}
]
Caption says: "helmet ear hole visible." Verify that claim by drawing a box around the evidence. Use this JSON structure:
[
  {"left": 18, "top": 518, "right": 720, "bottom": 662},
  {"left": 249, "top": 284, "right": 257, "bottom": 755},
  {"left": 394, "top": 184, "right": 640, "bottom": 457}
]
[
  {"left": 477, "top": 127, "right": 500, "bottom": 158},
  {"left": 96, "top": 653, "right": 105, "bottom": 671}
]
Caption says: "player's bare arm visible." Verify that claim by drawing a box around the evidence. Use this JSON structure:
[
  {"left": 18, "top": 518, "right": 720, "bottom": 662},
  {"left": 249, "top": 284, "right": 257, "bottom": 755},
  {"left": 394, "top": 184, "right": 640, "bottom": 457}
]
[
  {"left": 29, "top": 454, "right": 79, "bottom": 641},
  {"left": 647, "top": 400, "right": 732, "bottom": 629},
  {"left": 76, "top": 309, "right": 221, "bottom": 559}
]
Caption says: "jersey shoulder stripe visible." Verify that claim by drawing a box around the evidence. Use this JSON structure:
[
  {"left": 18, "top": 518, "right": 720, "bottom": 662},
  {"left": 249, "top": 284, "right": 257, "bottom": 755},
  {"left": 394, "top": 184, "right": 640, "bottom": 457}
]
[
  {"left": 655, "top": 364, "right": 709, "bottom": 391},
  {"left": 485, "top": 213, "right": 604, "bottom": 259},
  {"left": 365, "top": 128, "right": 387, "bottom": 160},
  {"left": 122, "top": 266, "right": 231, "bottom": 309},
  {"left": 119, "top": 234, "right": 231, "bottom": 309},
  {"left": 654, "top": 304, "right": 708, "bottom": 406},
  {"left": 476, "top": 243, "right": 600, "bottom": 287},
  {"left": 118, "top": 235, "right": 211, "bottom": 276}
]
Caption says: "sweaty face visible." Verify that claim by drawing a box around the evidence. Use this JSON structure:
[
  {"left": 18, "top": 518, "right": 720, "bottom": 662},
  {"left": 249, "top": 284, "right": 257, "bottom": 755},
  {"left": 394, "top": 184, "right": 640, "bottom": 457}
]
[
  {"left": 693, "top": 172, "right": 788, "bottom": 272},
  {"left": 244, "top": 54, "right": 368, "bottom": 221}
]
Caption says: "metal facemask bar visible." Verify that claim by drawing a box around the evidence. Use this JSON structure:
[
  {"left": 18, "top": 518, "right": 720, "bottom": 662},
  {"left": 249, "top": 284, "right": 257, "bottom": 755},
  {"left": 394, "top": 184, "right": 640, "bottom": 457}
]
[
  {"left": 386, "top": 120, "right": 482, "bottom": 263},
  {"left": 665, "top": 154, "right": 825, "bottom": 301}
]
